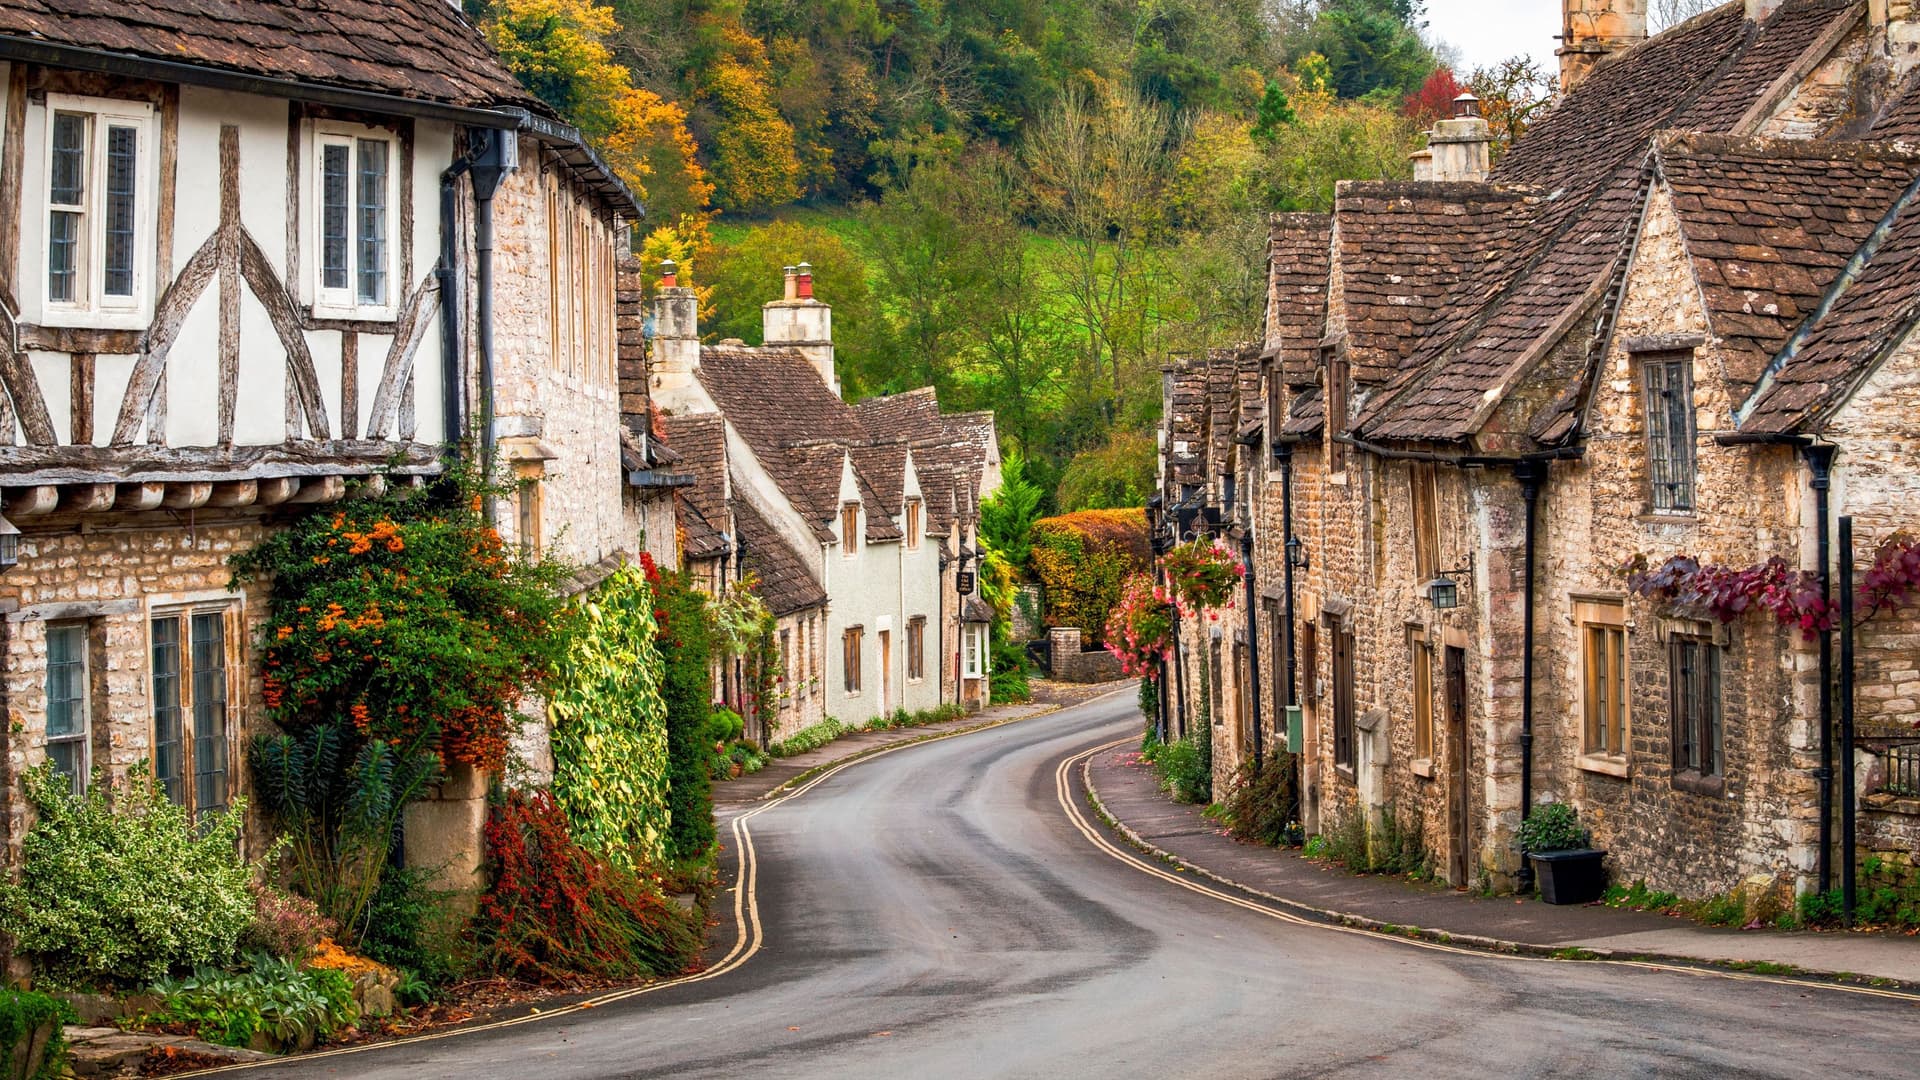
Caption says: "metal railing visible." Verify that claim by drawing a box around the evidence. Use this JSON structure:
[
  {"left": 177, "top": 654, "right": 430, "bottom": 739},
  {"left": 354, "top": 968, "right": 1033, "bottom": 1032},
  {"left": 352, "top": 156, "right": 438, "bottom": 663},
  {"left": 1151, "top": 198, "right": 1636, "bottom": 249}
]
[{"left": 1883, "top": 742, "right": 1920, "bottom": 797}]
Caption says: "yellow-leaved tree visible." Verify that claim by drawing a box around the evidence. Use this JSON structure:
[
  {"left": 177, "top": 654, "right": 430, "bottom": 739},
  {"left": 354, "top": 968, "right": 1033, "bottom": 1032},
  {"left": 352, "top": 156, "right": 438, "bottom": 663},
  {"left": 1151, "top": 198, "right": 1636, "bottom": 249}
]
[
  {"left": 481, "top": 0, "right": 713, "bottom": 220},
  {"left": 696, "top": 22, "right": 803, "bottom": 212}
]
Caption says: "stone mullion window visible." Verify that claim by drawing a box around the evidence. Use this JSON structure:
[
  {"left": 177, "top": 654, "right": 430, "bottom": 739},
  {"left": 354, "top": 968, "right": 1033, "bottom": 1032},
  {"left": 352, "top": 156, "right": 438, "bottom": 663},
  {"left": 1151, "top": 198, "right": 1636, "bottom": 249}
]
[
  {"left": 45, "top": 623, "right": 92, "bottom": 795},
  {"left": 1643, "top": 354, "right": 1696, "bottom": 513}
]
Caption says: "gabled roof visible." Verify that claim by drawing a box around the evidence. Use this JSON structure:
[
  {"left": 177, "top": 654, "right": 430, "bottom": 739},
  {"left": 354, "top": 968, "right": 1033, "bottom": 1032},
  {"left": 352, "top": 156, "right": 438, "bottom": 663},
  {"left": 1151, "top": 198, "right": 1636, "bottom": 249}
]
[
  {"left": 0, "top": 0, "right": 535, "bottom": 112},
  {"left": 697, "top": 346, "right": 901, "bottom": 543},
  {"left": 1357, "top": 0, "right": 1861, "bottom": 444},
  {"left": 660, "top": 414, "right": 732, "bottom": 561},
  {"left": 1658, "top": 133, "right": 1920, "bottom": 387},
  {"left": 731, "top": 496, "right": 827, "bottom": 617},
  {"left": 1267, "top": 213, "right": 1332, "bottom": 386},
  {"left": 854, "top": 390, "right": 995, "bottom": 535}
]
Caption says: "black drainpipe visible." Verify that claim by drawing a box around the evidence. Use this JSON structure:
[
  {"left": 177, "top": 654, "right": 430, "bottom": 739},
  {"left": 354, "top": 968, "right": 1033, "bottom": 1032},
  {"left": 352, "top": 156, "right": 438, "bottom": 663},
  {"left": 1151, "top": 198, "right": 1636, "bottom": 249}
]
[
  {"left": 1241, "top": 525, "right": 1263, "bottom": 766},
  {"left": 1839, "top": 515, "right": 1858, "bottom": 922},
  {"left": 1802, "top": 443, "right": 1836, "bottom": 894},
  {"left": 467, "top": 129, "right": 517, "bottom": 523},
  {"left": 1170, "top": 603, "right": 1188, "bottom": 740},
  {"left": 1515, "top": 458, "right": 1546, "bottom": 894},
  {"left": 1279, "top": 443, "right": 1298, "bottom": 711}
]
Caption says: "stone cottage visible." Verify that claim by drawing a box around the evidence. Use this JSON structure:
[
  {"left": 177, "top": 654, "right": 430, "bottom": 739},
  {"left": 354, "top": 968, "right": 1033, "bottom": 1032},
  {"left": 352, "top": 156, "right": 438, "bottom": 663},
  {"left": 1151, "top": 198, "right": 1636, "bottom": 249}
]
[
  {"left": 0, "top": 0, "right": 667, "bottom": 898},
  {"left": 1168, "top": 0, "right": 1920, "bottom": 900},
  {"left": 648, "top": 265, "right": 1000, "bottom": 732}
]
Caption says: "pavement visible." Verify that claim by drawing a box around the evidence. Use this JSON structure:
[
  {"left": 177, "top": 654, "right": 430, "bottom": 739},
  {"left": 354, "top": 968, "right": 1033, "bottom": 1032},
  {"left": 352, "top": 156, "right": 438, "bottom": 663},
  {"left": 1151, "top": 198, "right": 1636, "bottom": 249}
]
[
  {"left": 229, "top": 688, "right": 1920, "bottom": 1079},
  {"left": 1086, "top": 736, "right": 1920, "bottom": 986}
]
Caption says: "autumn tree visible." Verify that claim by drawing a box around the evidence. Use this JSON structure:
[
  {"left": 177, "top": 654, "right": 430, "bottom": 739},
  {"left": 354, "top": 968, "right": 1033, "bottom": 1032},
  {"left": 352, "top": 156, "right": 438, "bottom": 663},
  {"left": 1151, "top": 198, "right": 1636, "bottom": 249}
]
[
  {"left": 1255, "top": 60, "right": 1419, "bottom": 212},
  {"left": 700, "top": 220, "right": 878, "bottom": 383},
  {"left": 480, "top": 0, "right": 710, "bottom": 216},
  {"left": 1467, "top": 56, "right": 1558, "bottom": 161}
]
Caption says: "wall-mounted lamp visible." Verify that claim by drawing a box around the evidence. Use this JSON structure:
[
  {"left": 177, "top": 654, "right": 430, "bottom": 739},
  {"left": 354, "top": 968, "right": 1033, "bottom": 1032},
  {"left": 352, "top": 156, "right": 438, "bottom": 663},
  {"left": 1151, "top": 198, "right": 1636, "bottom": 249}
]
[
  {"left": 1285, "top": 535, "right": 1309, "bottom": 572},
  {"left": 1424, "top": 553, "right": 1474, "bottom": 610},
  {"left": 0, "top": 513, "right": 18, "bottom": 575}
]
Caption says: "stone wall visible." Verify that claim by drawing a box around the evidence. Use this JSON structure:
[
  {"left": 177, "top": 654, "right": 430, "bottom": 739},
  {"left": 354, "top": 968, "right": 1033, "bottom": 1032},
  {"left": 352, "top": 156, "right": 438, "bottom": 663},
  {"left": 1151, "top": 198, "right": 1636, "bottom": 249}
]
[
  {"left": 0, "top": 513, "right": 277, "bottom": 864},
  {"left": 1049, "top": 627, "right": 1124, "bottom": 684}
]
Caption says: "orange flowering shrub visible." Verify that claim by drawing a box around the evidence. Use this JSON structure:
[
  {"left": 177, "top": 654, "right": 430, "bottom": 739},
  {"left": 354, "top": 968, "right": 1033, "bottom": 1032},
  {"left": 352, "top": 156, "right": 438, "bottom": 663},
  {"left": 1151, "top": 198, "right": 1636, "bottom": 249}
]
[{"left": 231, "top": 471, "right": 571, "bottom": 772}]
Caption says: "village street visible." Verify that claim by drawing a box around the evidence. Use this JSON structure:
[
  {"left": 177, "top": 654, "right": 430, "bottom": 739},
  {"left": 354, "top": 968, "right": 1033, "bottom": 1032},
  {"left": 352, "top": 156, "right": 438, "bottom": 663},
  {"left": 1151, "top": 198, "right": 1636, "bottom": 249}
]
[{"left": 240, "top": 691, "right": 1917, "bottom": 1080}]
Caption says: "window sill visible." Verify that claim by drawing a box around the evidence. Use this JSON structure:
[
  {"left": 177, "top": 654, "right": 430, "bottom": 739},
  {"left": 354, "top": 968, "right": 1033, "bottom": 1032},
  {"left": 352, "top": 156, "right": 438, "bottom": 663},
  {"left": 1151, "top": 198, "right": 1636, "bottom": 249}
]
[
  {"left": 1411, "top": 758, "right": 1433, "bottom": 779},
  {"left": 1671, "top": 770, "right": 1726, "bottom": 797},
  {"left": 308, "top": 303, "right": 397, "bottom": 325},
  {"left": 35, "top": 307, "right": 149, "bottom": 332},
  {"left": 1334, "top": 763, "right": 1356, "bottom": 783},
  {"left": 1577, "top": 753, "right": 1629, "bottom": 779},
  {"left": 1636, "top": 512, "right": 1697, "bottom": 526}
]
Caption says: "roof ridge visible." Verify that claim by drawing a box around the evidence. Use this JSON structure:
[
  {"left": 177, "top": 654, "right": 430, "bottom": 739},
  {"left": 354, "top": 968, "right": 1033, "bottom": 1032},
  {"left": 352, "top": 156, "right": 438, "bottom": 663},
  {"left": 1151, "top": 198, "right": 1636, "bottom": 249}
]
[{"left": 1654, "top": 129, "right": 1920, "bottom": 163}]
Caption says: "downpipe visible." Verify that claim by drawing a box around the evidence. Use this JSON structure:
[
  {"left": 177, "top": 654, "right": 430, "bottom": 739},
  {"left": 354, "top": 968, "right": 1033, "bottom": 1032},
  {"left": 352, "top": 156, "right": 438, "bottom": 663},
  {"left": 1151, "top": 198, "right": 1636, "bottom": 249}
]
[
  {"left": 1802, "top": 443, "right": 1836, "bottom": 895},
  {"left": 1839, "top": 516, "right": 1858, "bottom": 923},
  {"left": 1241, "top": 526, "right": 1263, "bottom": 768},
  {"left": 1515, "top": 458, "right": 1545, "bottom": 894}
]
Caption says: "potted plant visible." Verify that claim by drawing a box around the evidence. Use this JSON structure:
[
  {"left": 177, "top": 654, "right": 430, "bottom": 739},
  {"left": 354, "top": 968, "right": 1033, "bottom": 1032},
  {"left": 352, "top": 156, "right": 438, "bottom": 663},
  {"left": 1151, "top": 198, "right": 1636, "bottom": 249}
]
[{"left": 1518, "top": 801, "right": 1606, "bottom": 904}]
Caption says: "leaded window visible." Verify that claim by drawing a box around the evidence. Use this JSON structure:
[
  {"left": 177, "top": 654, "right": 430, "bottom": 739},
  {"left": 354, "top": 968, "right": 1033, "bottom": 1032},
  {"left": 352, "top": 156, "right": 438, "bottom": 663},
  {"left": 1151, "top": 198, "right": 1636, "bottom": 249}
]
[{"left": 1644, "top": 355, "right": 1696, "bottom": 513}]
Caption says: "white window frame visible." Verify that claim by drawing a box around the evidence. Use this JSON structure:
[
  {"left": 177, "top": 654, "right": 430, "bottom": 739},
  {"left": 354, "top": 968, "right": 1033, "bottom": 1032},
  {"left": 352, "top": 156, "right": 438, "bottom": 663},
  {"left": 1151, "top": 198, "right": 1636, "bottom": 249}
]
[
  {"left": 307, "top": 121, "right": 400, "bottom": 320},
  {"left": 963, "top": 623, "right": 988, "bottom": 679},
  {"left": 38, "top": 94, "right": 156, "bottom": 329}
]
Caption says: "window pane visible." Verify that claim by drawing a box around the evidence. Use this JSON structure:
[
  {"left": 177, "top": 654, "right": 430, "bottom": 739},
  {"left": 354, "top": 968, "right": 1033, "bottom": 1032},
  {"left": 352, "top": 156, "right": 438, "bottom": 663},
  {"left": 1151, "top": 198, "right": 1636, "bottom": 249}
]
[
  {"left": 191, "top": 613, "right": 229, "bottom": 814},
  {"left": 322, "top": 143, "right": 350, "bottom": 291},
  {"left": 152, "top": 616, "right": 184, "bottom": 805},
  {"left": 103, "top": 125, "right": 137, "bottom": 297},
  {"left": 50, "top": 113, "right": 86, "bottom": 204},
  {"left": 46, "top": 626, "right": 85, "bottom": 737},
  {"left": 356, "top": 139, "right": 388, "bottom": 305}
]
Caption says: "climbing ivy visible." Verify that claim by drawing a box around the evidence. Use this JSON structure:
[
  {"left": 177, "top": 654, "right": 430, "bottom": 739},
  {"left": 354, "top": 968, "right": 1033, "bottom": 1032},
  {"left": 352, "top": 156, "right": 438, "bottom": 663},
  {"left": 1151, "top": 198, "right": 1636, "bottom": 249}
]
[{"left": 547, "top": 566, "right": 672, "bottom": 871}]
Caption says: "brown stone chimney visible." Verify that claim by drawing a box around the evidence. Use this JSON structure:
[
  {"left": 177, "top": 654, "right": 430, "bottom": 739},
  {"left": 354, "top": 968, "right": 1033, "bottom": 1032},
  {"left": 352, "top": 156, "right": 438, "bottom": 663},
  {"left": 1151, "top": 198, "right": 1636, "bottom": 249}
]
[
  {"left": 1872, "top": 1, "right": 1920, "bottom": 77},
  {"left": 1412, "top": 93, "right": 1493, "bottom": 182},
  {"left": 1558, "top": 0, "right": 1648, "bottom": 92}
]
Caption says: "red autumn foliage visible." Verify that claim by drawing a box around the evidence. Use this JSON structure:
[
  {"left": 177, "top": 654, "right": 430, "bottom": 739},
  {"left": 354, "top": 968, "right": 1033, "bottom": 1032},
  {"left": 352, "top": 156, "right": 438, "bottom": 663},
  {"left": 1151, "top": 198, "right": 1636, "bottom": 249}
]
[
  {"left": 1405, "top": 68, "right": 1466, "bottom": 128},
  {"left": 478, "top": 790, "right": 702, "bottom": 987}
]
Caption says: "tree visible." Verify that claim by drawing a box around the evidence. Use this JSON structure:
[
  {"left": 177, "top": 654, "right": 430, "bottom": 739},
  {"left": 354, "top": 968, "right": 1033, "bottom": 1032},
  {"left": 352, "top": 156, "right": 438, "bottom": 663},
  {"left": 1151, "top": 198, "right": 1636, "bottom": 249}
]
[
  {"left": 693, "top": 21, "right": 804, "bottom": 211},
  {"left": 1057, "top": 429, "right": 1158, "bottom": 511},
  {"left": 1257, "top": 63, "right": 1419, "bottom": 212},
  {"left": 700, "top": 220, "right": 876, "bottom": 381},
  {"left": 979, "top": 449, "right": 1044, "bottom": 574},
  {"left": 862, "top": 156, "right": 995, "bottom": 399},
  {"left": 480, "top": 0, "right": 710, "bottom": 213},
  {"left": 1653, "top": 0, "right": 1722, "bottom": 31},
  {"left": 1290, "top": 0, "right": 1438, "bottom": 100},
  {"left": 1467, "top": 56, "right": 1558, "bottom": 162},
  {"left": 1403, "top": 67, "right": 1465, "bottom": 129}
]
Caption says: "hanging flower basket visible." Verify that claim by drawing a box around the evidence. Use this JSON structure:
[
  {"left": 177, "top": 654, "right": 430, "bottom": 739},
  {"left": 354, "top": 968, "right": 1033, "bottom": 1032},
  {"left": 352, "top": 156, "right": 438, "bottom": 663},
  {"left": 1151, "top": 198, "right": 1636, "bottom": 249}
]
[
  {"left": 1160, "top": 538, "right": 1244, "bottom": 615},
  {"left": 1106, "top": 573, "right": 1174, "bottom": 679}
]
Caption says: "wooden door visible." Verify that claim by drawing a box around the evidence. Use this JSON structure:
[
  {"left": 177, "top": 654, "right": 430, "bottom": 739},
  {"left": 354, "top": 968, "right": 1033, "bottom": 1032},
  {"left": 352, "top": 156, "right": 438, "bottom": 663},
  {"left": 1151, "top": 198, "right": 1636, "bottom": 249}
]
[{"left": 1445, "top": 645, "right": 1469, "bottom": 886}]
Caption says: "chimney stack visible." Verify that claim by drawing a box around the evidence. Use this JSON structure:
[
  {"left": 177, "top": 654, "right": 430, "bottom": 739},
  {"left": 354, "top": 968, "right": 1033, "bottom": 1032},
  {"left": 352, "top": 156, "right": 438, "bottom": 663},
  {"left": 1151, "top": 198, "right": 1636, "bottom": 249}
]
[
  {"left": 1558, "top": 0, "right": 1648, "bottom": 92},
  {"left": 650, "top": 259, "right": 702, "bottom": 402},
  {"left": 1871, "top": 0, "right": 1920, "bottom": 77},
  {"left": 1413, "top": 93, "right": 1492, "bottom": 182},
  {"left": 763, "top": 260, "right": 837, "bottom": 397},
  {"left": 1747, "top": 0, "right": 1785, "bottom": 23}
]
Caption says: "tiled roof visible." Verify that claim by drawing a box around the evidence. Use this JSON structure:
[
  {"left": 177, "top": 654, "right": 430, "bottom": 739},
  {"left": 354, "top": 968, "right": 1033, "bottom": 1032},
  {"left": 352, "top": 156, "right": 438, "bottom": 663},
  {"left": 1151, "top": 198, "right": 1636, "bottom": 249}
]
[
  {"left": 1739, "top": 190, "right": 1920, "bottom": 433},
  {"left": 854, "top": 391, "right": 994, "bottom": 535},
  {"left": 1282, "top": 386, "right": 1325, "bottom": 438},
  {"left": 660, "top": 414, "right": 732, "bottom": 561},
  {"left": 1659, "top": 133, "right": 1920, "bottom": 388},
  {"left": 1870, "top": 67, "right": 1920, "bottom": 142},
  {"left": 849, "top": 440, "right": 909, "bottom": 521},
  {"left": 0, "top": 0, "right": 538, "bottom": 111},
  {"left": 1268, "top": 214, "right": 1333, "bottom": 385},
  {"left": 1357, "top": 0, "right": 1857, "bottom": 443},
  {"left": 697, "top": 346, "right": 897, "bottom": 543},
  {"left": 731, "top": 496, "right": 827, "bottom": 616},
  {"left": 1333, "top": 183, "right": 1545, "bottom": 384}
]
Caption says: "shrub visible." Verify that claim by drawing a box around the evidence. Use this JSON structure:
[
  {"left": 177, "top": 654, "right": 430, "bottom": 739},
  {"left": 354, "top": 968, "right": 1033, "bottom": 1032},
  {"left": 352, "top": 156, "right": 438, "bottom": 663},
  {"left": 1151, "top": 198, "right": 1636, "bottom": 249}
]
[
  {"left": 0, "top": 766, "right": 255, "bottom": 987},
  {"left": 1143, "top": 731, "right": 1210, "bottom": 805},
  {"left": 1029, "top": 509, "right": 1151, "bottom": 647},
  {"left": 1220, "top": 751, "right": 1299, "bottom": 847},
  {"left": 707, "top": 709, "right": 745, "bottom": 745},
  {"left": 769, "top": 718, "right": 848, "bottom": 757},
  {"left": 251, "top": 724, "right": 438, "bottom": 941},
  {"left": 648, "top": 557, "right": 718, "bottom": 865},
  {"left": 989, "top": 635, "right": 1031, "bottom": 703},
  {"left": 357, "top": 866, "right": 466, "bottom": 987},
  {"left": 477, "top": 790, "right": 701, "bottom": 986},
  {"left": 1517, "top": 802, "right": 1589, "bottom": 854},
  {"left": 0, "top": 990, "right": 74, "bottom": 1080},
  {"left": 229, "top": 463, "right": 572, "bottom": 773},
  {"left": 239, "top": 884, "right": 335, "bottom": 963},
  {"left": 549, "top": 565, "right": 673, "bottom": 870},
  {"left": 1312, "top": 805, "right": 1427, "bottom": 877},
  {"left": 145, "top": 954, "right": 358, "bottom": 1051}
]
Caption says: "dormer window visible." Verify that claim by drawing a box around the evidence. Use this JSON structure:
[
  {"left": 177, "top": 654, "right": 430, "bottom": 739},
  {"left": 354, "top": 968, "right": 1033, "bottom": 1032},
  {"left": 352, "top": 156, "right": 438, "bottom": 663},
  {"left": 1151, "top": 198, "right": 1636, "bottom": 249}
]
[
  {"left": 905, "top": 499, "right": 922, "bottom": 549},
  {"left": 309, "top": 122, "right": 398, "bottom": 318},
  {"left": 841, "top": 503, "right": 860, "bottom": 556},
  {"left": 38, "top": 96, "right": 155, "bottom": 327}
]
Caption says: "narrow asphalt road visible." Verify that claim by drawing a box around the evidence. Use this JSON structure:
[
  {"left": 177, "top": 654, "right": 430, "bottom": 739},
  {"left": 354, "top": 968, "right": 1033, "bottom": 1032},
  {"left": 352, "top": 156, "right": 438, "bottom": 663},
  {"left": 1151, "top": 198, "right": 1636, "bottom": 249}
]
[{"left": 249, "top": 691, "right": 1918, "bottom": 1079}]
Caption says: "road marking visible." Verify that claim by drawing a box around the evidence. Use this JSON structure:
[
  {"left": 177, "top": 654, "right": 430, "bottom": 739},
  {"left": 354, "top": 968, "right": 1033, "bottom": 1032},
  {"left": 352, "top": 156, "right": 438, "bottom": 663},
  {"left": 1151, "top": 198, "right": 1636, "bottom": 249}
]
[
  {"left": 179, "top": 695, "right": 1103, "bottom": 1076},
  {"left": 1055, "top": 736, "right": 1920, "bottom": 1006}
]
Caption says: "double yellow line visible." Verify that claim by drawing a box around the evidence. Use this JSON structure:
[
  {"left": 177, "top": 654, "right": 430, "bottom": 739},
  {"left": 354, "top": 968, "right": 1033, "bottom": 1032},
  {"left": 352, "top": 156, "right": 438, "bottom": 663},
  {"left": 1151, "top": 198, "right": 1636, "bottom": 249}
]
[
  {"left": 187, "top": 704, "right": 1065, "bottom": 1075},
  {"left": 1055, "top": 737, "right": 1920, "bottom": 1005}
]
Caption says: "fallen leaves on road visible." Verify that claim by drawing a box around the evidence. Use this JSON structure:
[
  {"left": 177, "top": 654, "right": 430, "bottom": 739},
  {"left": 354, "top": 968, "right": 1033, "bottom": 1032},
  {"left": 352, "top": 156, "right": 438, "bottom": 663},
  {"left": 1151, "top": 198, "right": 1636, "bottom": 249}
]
[{"left": 872, "top": 1032, "right": 893, "bottom": 1037}]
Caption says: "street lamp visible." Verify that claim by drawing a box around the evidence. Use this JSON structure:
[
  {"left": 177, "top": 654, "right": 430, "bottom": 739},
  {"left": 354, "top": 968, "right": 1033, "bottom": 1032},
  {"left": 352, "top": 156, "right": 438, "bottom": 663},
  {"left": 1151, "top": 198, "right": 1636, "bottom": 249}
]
[{"left": 1285, "top": 535, "right": 1309, "bottom": 572}]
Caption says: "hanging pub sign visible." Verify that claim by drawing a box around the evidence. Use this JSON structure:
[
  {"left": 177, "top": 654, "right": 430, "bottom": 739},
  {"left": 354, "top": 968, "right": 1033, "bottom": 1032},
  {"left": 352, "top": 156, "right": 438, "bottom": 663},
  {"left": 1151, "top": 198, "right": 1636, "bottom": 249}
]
[{"left": 955, "top": 570, "right": 976, "bottom": 595}]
